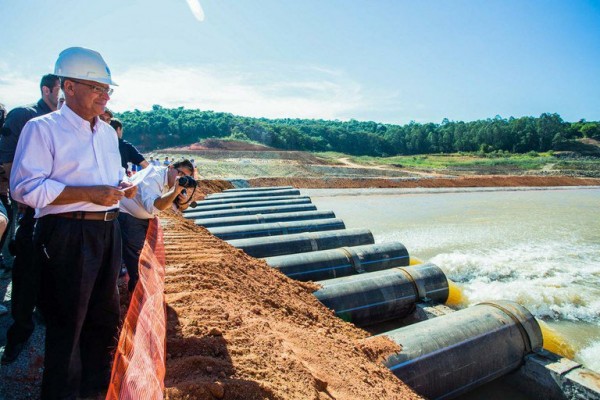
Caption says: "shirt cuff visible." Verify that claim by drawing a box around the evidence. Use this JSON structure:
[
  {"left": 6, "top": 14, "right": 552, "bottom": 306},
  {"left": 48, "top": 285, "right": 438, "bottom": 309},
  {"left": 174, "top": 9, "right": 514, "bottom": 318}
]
[{"left": 23, "top": 180, "right": 66, "bottom": 209}]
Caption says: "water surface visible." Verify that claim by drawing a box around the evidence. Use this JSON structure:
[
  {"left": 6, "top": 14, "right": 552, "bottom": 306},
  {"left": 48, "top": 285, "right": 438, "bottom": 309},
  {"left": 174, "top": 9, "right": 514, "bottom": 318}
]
[{"left": 305, "top": 186, "right": 600, "bottom": 372}]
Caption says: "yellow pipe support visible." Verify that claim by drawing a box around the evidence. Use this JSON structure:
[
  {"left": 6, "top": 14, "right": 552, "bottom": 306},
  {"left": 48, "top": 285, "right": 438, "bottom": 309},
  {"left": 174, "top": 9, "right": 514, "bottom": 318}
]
[
  {"left": 537, "top": 319, "right": 576, "bottom": 359},
  {"left": 409, "top": 256, "right": 423, "bottom": 266},
  {"left": 445, "top": 279, "right": 467, "bottom": 307}
]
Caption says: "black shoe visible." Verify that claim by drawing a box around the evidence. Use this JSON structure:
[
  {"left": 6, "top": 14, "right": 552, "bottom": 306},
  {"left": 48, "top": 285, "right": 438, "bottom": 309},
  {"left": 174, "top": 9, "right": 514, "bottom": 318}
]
[{"left": 1, "top": 341, "right": 26, "bottom": 365}]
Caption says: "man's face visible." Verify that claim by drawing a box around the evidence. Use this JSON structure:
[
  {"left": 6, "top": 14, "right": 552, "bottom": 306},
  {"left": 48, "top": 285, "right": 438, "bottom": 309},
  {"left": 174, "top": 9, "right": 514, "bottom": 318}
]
[
  {"left": 99, "top": 112, "right": 112, "bottom": 123},
  {"left": 43, "top": 80, "right": 61, "bottom": 110},
  {"left": 64, "top": 78, "right": 111, "bottom": 121},
  {"left": 167, "top": 166, "right": 193, "bottom": 187}
]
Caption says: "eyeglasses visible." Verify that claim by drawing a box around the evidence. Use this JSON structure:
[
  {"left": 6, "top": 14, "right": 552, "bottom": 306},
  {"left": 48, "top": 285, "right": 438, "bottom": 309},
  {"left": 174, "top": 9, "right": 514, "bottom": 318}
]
[
  {"left": 69, "top": 79, "right": 114, "bottom": 96},
  {"left": 175, "top": 168, "right": 191, "bottom": 177}
]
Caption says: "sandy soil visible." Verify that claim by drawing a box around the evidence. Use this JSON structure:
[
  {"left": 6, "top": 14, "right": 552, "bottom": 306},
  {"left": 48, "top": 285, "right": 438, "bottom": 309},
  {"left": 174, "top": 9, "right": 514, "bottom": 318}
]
[{"left": 161, "top": 212, "right": 420, "bottom": 400}]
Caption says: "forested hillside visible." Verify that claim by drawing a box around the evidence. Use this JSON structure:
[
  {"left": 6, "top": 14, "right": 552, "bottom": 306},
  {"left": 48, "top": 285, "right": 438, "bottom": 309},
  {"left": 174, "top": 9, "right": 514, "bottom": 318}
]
[{"left": 117, "top": 105, "right": 600, "bottom": 156}]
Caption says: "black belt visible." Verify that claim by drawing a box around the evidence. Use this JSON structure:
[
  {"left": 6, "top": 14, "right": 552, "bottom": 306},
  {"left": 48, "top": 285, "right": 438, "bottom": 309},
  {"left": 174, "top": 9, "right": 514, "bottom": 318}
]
[{"left": 53, "top": 209, "right": 119, "bottom": 221}]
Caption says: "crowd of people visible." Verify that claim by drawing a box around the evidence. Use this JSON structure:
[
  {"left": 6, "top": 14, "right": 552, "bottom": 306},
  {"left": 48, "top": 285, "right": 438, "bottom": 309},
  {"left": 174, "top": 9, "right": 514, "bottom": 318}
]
[{"left": 0, "top": 47, "right": 196, "bottom": 399}]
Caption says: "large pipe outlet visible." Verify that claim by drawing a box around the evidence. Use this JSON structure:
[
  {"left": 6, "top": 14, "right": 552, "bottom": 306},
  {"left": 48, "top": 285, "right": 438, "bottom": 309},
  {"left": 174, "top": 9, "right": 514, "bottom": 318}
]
[
  {"left": 314, "top": 263, "right": 448, "bottom": 326},
  {"left": 194, "top": 210, "right": 336, "bottom": 228},
  {"left": 184, "top": 195, "right": 309, "bottom": 209},
  {"left": 186, "top": 204, "right": 317, "bottom": 220},
  {"left": 264, "top": 242, "right": 410, "bottom": 281},
  {"left": 227, "top": 228, "right": 375, "bottom": 258},
  {"left": 184, "top": 198, "right": 312, "bottom": 215},
  {"left": 208, "top": 219, "right": 346, "bottom": 240},
  {"left": 379, "top": 300, "right": 543, "bottom": 400},
  {"left": 205, "top": 188, "right": 300, "bottom": 200}
]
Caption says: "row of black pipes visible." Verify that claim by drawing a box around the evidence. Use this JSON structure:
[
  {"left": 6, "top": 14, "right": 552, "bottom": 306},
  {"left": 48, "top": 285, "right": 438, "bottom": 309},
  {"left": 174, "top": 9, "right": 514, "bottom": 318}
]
[{"left": 184, "top": 186, "right": 543, "bottom": 400}]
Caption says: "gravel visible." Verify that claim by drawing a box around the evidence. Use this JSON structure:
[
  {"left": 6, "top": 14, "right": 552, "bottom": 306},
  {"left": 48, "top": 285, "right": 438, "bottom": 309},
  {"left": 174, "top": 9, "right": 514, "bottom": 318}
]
[{"left": 0, "top": 268, "right": 44, "bottom": 400}]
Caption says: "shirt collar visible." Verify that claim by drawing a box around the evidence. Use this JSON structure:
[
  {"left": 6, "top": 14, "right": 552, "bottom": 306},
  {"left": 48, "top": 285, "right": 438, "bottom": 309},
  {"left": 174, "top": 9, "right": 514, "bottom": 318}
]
[{"left": 59, "top": 104, "right": 101, "bottom": 133}]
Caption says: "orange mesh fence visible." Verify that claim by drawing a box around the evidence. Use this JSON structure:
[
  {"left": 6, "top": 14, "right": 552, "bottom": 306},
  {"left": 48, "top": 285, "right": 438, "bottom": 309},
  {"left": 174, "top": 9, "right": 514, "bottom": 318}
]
[{"left": 107, "top": 217, "right": 167, "bottom": 400}]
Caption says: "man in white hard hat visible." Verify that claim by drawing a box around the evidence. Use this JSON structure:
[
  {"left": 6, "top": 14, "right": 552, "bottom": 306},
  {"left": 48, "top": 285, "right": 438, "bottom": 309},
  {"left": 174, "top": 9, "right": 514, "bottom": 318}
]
[{"left": 10, "top": 47, "right": 136, "bottom": 399}]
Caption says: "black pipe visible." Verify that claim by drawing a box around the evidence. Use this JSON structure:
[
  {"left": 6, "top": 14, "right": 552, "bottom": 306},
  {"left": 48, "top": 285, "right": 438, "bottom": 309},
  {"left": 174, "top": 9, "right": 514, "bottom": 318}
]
[
  {"left": 184, "top": 198, "right": 311, "bottom": 215},
  {"left": 380, "top": 300, "right": 543, "bottom": 400},
  {"left": 264, "top": 242, "right": 410, "bottom": 281},
  {"left": 187, "top": 204, "right": 317, "bottom": 220},
  {"left": 184, "top": 195, "right": 309, "bottom": 210},
  {"left": 208, "top": 219, "right": 346, "bottom": 240},
  {"left": 227, "top": 228, "right": 375, "bottom": 258},
  {"left": 314, "top": 263, "right": 448, "bottom": 326},
  {"left": 194, "top": 210, "right": 336, "bottom": 228}
]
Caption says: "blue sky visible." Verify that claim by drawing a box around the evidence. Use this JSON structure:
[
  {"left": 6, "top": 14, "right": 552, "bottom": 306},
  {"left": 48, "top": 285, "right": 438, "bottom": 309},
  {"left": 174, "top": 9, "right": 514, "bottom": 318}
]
[{"left": 1, "top": 0, "right": 599, "bottom": 124}]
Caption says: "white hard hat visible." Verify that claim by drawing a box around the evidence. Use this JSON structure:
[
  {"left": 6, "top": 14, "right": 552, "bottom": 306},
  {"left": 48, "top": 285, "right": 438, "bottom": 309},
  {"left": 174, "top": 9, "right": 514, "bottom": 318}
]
[{"left": 54, "top": 47, "right": 118, "bottom": 86}]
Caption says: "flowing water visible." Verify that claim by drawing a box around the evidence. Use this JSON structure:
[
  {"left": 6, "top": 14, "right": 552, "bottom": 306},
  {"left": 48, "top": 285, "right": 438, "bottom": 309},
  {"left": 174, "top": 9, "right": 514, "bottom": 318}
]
[{"left": 305, "top": 186, "right": 600, "bottom": 373}]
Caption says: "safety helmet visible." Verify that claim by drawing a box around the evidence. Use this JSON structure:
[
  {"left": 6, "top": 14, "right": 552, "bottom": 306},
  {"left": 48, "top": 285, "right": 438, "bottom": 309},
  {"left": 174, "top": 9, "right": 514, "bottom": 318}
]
[{"left": 54, "top": 47, "right": 118, "bottom": 86}]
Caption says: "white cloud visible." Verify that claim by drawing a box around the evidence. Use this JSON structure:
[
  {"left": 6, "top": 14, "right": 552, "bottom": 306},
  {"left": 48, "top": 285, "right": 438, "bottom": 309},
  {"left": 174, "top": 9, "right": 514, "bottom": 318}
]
[
  {"left": 0, "top": 64, "right": 42, "bottom": 109},
  {"left": 108, "top": 63, "right": 381, "bottom": 121},
  {"left": 0, "top": 61, "right": 404, "bottom": 123},
  {"left": 185, "top": 0, "right": 205, "bottom": 22}
]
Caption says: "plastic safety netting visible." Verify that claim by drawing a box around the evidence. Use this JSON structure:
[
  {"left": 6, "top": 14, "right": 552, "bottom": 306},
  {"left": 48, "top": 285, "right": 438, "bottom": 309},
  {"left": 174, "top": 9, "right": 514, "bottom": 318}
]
[{"left": 106, "top": 217, "right": 166, "bottom": 400}]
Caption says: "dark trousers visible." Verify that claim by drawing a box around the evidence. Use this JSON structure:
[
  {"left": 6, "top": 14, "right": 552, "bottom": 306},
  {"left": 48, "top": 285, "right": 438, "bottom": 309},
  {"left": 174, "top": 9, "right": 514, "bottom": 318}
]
[
  {"left": 35, "top": 215, "right": 121, "bottom": 400},
  {"left": 6, "top": 206, "right": 38, "bottom": 347},
  {"left": 118, "top": 212, "right": 149, "bottom": 292}
]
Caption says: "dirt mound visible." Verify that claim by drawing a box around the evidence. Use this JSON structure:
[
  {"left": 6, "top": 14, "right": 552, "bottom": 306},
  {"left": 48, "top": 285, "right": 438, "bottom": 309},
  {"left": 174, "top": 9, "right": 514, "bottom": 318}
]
[
  {"left": 161, "top": 212, "right": 420, "bottom": 400},
  {"left": 167, "top": 139, "right": 278, "bottom": 152},
  {"left": 246, "top": 175, "right": 600, "bottom": 189}
]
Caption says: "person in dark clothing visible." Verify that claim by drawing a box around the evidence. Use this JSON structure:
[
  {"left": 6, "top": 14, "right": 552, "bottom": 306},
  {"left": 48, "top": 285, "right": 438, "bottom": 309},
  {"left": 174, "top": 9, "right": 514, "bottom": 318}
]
[
  {"left": 0, "top": 102, "right": 10, "bottom": 275},
  {"left": 1, "top": 74, "right": 60, "bottom": 366},
  {"left": 109, "top": 118, "right": 149, "bottom": 173}
]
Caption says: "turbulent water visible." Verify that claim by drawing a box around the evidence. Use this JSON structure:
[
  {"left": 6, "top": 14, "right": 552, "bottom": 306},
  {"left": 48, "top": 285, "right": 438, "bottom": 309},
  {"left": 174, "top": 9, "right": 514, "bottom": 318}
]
[{"left": 305, "top": 186, "right": 600, "bottom": 373}]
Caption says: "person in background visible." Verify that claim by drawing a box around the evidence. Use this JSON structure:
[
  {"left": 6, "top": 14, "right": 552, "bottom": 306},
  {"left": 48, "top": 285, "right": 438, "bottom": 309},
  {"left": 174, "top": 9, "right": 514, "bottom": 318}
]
[
  {"left": 163, "top": 156, "right": 170, "bottom": 166},
  {"left": 119, "top": 160, "right": 193, "bottom": 292},
  {"left": 0, "top": 102, "right": 7, "bottom": 315},
  {"left": 10, "top": 47, "right": 136, "bottom": 399},
  {"left": 0, "top": 102, "right": 9, "bottom": 277},
  {"left": 110, "top": 118, "right": 149, "bottom": 174},
  {"left": 190, "top": 158, "right": 197, "bottom": 176},
  {"left": 99, "top": 107, "right": 113, "bottom": 123},
  {"left": 0, "top": 201, "right": 7, "bottom": 316},
  {"left": 0, "top": 74, "right": 61, "bottom": 366}
]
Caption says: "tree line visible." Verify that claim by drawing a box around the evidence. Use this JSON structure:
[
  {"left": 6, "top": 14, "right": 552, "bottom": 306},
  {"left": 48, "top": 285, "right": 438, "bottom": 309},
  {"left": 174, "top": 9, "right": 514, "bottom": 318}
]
[{"left": 117, "top": 105, "right": 600, "bottom": 156}]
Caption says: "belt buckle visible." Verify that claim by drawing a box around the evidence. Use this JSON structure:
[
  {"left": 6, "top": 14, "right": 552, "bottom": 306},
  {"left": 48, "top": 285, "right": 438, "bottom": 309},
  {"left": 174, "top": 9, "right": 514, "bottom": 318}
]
[{"left": 104, "top": 211, "right": 112, "bottom": 221}]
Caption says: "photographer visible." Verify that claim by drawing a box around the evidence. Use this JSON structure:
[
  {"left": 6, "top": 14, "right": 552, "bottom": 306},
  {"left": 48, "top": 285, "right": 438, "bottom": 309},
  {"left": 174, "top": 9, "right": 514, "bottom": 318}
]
[{"left": 119, "top": 160, "right": 196, "bottom": 292}]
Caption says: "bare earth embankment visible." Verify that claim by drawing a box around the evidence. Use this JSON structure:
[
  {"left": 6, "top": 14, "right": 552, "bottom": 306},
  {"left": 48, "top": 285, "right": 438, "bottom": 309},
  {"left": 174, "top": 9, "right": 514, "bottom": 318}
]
[{"left": 246, "top": 175, "right": 600, "bottom": 189}]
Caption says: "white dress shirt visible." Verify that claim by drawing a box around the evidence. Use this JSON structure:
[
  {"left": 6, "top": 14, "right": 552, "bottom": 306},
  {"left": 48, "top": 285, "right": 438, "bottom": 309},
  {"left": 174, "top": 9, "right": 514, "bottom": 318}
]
[
  {"left": 119, "top": 166, "right": 169, "bottom": 219},
  {"left": 10, "top": 104, "right": 125, "bottom": 218}
]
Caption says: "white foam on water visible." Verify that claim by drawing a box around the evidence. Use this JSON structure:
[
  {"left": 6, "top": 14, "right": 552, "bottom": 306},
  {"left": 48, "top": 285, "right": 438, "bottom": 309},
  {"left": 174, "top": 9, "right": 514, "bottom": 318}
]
[
  {"left": 429, "top": 240, "right": 600, "bottom": 323},
  {"left": 578, "top": 341, "right": 600, "bottom": 374}
]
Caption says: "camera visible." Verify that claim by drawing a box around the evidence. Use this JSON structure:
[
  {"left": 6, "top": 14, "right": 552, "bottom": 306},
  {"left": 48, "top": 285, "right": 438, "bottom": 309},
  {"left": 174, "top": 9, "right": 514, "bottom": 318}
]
[{"left": 177, "top": 175, "right": 197, "bottom": 188}]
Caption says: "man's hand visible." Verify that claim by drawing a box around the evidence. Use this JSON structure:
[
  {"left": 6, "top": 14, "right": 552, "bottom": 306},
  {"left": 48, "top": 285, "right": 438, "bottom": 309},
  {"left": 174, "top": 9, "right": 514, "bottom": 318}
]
[
  {"left": 175, "top": 189, "right": 190, "bottom": 211},
  {"left": 119, "top": 181, "right": 137, "bottom": 199},
  {"left": 173, "top": 177, "right": 186, "bottom": 195},
  {"left": 86, "top": 185, "right": 125, "bottom": 206}
]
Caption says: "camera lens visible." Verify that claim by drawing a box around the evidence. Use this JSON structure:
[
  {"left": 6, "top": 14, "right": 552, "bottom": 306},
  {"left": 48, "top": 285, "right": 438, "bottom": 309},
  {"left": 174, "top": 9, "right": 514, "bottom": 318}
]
[{"left": 177, "top": 176, "right": 197, "bottom": 188}]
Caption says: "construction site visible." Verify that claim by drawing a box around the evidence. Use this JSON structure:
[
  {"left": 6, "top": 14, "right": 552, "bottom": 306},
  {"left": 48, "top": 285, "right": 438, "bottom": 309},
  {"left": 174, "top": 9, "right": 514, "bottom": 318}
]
[{"left": 3, "top": 175, "right": 600, "bottom": 399}]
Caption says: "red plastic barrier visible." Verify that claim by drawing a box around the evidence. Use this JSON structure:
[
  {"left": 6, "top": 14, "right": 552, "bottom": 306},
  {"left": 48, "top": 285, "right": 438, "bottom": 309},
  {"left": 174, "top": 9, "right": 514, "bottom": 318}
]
[{"left": 107, "top": 217, "right": 166, "bottom": 400}]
